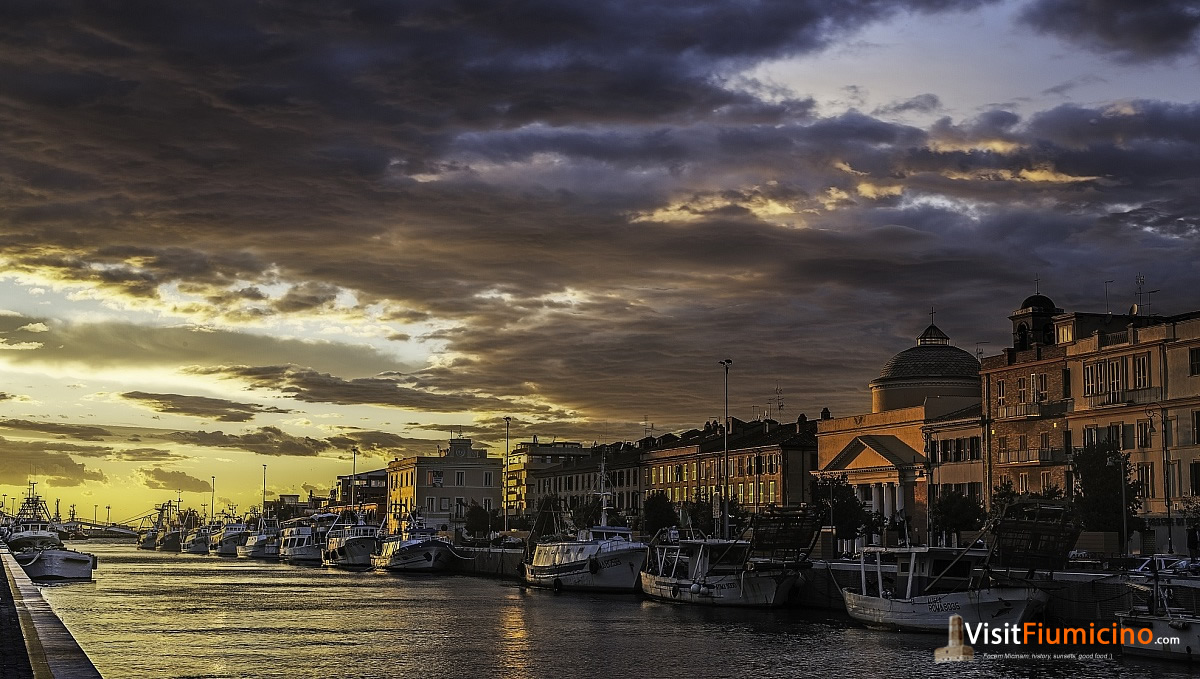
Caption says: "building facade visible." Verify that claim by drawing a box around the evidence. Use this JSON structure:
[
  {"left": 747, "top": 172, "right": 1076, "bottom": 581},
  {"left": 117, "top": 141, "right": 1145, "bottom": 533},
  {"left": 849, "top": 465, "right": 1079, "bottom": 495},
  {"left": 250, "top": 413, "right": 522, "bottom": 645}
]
[
  {"left": 527, "top": 443, "right": 642, "bottom": 516},
  {"left": 385, "top": 437, "right": 502, "bottom": 533},
  {"left": 504, "top": 437, "right": 589, "bottom": 518}
]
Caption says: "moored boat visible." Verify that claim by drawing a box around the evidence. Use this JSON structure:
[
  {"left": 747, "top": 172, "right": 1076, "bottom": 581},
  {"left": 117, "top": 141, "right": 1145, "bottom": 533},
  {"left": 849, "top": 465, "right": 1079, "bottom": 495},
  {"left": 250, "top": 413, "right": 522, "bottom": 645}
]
[
  {"left": 5, "top": 483, "right": 97, "bottom": 582},
  {"left": 323, "top": 511, "right": 380, "bottom": 569},
  {"left": 525, "top": 525, "right": 646, "bottom": 592},
  {"left": 237, "top": 516, "right": 280, "bottom": 559},
  {"left": 280, "top": 513, "right": 338, "bottom": 565},
  {"left": 210, "top": 517, "right": 250, "bottom": 557},
  {"left": 374, "top": 514, "right": 457, "bottom": 573},
  {"left": 182, "top": 523, "right": 215, "bottom": 554}
]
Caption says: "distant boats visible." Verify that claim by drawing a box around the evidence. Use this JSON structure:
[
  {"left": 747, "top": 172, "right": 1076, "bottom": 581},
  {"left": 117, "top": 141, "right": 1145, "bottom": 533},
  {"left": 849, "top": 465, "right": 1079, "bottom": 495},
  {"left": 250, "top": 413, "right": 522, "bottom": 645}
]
[
  {"left": 323, "top": 511, "right": 381, "bottom": 569},
  {"left": 237, "top": 516, "right": 280, "bottom": 560},
  {"left": 210, "top": 517, "right": 251, "bottom": 557},
  {"left": 280, "top": 513, "right": 338, "bottom": 565}
]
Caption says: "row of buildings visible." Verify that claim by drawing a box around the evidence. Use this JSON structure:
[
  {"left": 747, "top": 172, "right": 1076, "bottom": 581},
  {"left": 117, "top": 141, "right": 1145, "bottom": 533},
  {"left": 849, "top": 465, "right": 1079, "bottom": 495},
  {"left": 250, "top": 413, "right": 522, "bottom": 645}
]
[{"left": 328, "top": 292, "right": 1200, "bottom": 551}]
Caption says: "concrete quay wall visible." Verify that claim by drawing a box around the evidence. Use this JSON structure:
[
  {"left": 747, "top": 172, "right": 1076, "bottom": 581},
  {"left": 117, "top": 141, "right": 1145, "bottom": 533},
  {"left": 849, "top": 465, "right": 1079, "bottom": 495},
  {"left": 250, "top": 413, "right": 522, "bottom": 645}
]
[{"left": 0, "top": 549, "right": 100, "bottom": 679}]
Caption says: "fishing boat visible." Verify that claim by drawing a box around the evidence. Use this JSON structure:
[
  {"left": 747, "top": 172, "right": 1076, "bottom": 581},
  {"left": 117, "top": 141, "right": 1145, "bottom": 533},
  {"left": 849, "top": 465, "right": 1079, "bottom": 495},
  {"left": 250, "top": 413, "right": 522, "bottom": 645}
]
[
  {"left": 524, "top": 454, "right": 647, "bottom": 592},
  {"left": 1118, "top": 561, "right": 1200, "bottom": 661},
  {"left": 181, "top": 522, "right": 216, "bottom": 554},
  {"left": 209, "top": 510, "right": 250, "bottom": 556},
  {"left": 323, "top": 511, "right": 381, "bottom": 569},
  {"left": 237, "top": 515, "right": 280, "bottom": 559},
  {"left": 279, "top": 513, "right": 338, "bottom": 565},
  {"left": 373, "top": 513, "right": 457, "bottom": 572},
  {"left": 639, "top": 508, "right": 816, "bottom": 607},
  {"left": 841, "top": 500, "right": 1078, "bottom": 632},
  {"left": 5, "top": 483, "right": 97, "bottom": 582}
]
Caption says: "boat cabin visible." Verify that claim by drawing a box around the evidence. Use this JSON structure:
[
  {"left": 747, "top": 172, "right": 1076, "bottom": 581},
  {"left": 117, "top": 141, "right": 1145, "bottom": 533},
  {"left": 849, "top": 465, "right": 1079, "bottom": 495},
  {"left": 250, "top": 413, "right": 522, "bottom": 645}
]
[{"left": 855, "top": 546, "right": 991, "bottom": 600}]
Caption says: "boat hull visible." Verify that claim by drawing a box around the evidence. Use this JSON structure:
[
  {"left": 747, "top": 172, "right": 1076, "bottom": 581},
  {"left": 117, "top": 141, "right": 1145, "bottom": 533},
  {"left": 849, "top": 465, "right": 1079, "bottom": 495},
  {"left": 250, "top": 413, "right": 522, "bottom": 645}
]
[
  {"left": 156, "top": 531, "right": 182, "bottom": 552},
  {"left": 181, "top": 536, "right": 210, "bottom": 554},
  {"left": 323, "top": 535, "right": 378, "bottom": 569},
  {"left": 281, "top": 542, "right": 323, "bottom": 565},
  {"left": 842, "top": 587, "right": 1048, "bottom": 632},
  {"left": 525, "top": 545, "right": 646, "bottom": 592},
  {"left": 639, "top": 568, "right": 801, "bottom": 607},
  {"left": 13, "top": 548, "right": 96, "bottom": 582},
  {"left": 1118, "top": 612, "right": 1200, "bottom": 661},
  {"left": 373, "top": 539, "right": 456, "bottom": 572},
  {"left": 236, "top": 542, "right": 279, "bottom": 559},
  {"left": 213, "top": 531, "right": 249, "bottom": 557}
]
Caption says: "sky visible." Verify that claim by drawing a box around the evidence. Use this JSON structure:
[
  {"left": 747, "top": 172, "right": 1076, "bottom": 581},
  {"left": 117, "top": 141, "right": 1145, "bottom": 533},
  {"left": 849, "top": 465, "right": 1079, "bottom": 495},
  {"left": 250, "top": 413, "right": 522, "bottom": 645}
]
[{"left": 1, "top": 0, "right": 1199, "bottom": 522}]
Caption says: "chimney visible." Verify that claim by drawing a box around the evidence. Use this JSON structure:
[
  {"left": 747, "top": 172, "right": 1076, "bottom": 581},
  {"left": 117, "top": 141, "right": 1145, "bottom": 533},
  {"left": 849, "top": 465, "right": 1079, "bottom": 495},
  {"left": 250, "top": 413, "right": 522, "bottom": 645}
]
[{"left": 820, "top": 407, "right": 832, "bottom": 420}]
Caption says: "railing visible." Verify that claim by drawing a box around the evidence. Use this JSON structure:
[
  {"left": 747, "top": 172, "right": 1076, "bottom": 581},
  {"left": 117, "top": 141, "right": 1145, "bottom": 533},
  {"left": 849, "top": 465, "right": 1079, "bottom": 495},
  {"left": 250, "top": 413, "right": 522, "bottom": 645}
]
[
  {"left": 997, "top": 448, "right": 1063, "bottom": 464},
  {"left": 1099, "top": 330, "right": 1129, "bottom": 347},
  {"left": 1085, "top": 386, "right": 1161, "bottom": 408},
  {"left": 997, "top": 399, "right": 1071, "bottom": 419}
]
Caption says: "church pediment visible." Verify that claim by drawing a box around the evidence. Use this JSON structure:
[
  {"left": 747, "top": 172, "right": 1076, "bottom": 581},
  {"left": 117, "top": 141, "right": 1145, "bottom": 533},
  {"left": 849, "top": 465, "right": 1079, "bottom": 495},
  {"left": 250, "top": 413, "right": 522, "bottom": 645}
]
[{"left": 825, "top": 435, "right": 925, "bottom": 472}]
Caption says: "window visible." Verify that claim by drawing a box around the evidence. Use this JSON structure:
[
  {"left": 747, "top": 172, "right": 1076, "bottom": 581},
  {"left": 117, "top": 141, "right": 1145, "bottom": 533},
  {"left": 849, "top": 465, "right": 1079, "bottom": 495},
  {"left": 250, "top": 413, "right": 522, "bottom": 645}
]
[
  {"left": 1108, "top": 423, "right": 1122, "bottom": 448},
  {"left": 1062, "top": 369, "right": 1072, "bottom": 399},
  {"left": 1040, "top": 471, "right": 1051, "bottom": 492},
  {"left": 1195, "top": 411, "right": 1200, "bottom": 446},
  {"left": 455, "top": 471, "right": 466, "bottom": 486},
  {"left": 1040, "top": 432, "right": 1050, "bottom": 450},
  {"left": 1084, "top": 426, "right": 1099, "bottom": 447},
  {"left": 1019, "top": 473, "right": 1029, "bottom": 493},
  {"left": 1191, "top": 348, "right": 1200, "bottom": 376},
  {"left": 1133, "top": 353, "right": 1151, "bottom": 390},
  {"left": 998, "top": 436, "right": 1008, "bottom": 453},
  {"left": 1036, "top": 373, "right": 1048, "bottom": 402},
  {"left": 1108, "top": 359, "right": 1124, "bottom": 394},
  {"left": 427, "top": 496, "right": 436, "bottom": 512},
  {"left": 1056, "top": 324, "right": 1074, "bottom": 344},
  {"left": 1138, "top": 463, "right": 1156, "bottom": 498},
  {"left": 1018, "top": 435, "right": 1028, "bottom": 451},
  {"left": 738, "top": 483, "right": 744, "bottom": 503},
  {"left": 483, "top": 498, "right": 492, "bottom": 511},
  {"left": 1017, "top": 377, "right": 1027, "bottom": 404},
  {"left": 969, "top": 437, "right": 982, "bottom": 460},
  {"left": 454, "top": 498, "right": 465, "bottom": 518},
  {"left": 997, "top": 380, "right": 1005, "bottom": 407},
  {"left": 1137, "top": 420, "right": 1152, "bottom": 448},
  {"left": 440, "top": 497, "right": 450, "bottom": 510},
  {"left": 484, "top": 472, "right": 493, "bottom": 487}
]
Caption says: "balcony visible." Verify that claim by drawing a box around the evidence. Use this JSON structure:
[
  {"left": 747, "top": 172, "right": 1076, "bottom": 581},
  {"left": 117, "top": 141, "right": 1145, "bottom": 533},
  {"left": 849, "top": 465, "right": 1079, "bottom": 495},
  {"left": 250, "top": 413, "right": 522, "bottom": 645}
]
[
  {"left": 997, "top": 448, "right": 1065, "bottom": 465},
  {"left": 1099, "top": 330, "right": 1129, "bottom": 347},
  {"left": 997, "top": 399, "right": 1071, "bottom": 420},
  {"left": 1085, "top": 386, "right": 1162, "bottom": 409}
]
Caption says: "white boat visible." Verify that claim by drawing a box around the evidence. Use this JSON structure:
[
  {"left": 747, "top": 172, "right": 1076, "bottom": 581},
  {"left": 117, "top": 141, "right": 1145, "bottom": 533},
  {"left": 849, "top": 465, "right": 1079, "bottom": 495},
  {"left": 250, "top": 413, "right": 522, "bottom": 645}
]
[
  {"left": 237, "top": 516, "right": 280, "bottom": 559},
  {"left": 841, "top": 501, "right": 1077, "bottom": 632},
  {"left": 210, "top": 519, "right": 250, "bottom": 556},
  {"left": 323, "top": 512, "right": 380, "bottom": 569},
  {"left": 373, "top": 514, "right": 457, "bottom": 572},
  {"left": 639, "top": 529, "right": 803, "bottom": 606},
  {"left": 1118, "top": 568, "right": 1200, "bottom": 660},
  {"left": 525, "top": 525, "right": 646, "bottom": 592},
  {"left": 5, "top": 483, "right": 96, "bottom": 582},
  {"left": 280, "top": 514, "right": 338, "bottom": 565},
  {"left": 182, "top": 524, "right": 215, "bottom": 554}
]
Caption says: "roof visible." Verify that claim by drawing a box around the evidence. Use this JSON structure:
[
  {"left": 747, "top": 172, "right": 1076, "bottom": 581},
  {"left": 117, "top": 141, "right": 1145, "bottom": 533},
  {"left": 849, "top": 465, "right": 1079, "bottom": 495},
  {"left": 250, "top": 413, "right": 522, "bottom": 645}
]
[
  {"left": 824, "top": 435, "right": 926, "bottom": 472},
  {"left": 1019, "top": 294, "right": 1058, "bottom": 312},
  {"left": 875, "top": 344, "right": 980, "bottom": 381}
]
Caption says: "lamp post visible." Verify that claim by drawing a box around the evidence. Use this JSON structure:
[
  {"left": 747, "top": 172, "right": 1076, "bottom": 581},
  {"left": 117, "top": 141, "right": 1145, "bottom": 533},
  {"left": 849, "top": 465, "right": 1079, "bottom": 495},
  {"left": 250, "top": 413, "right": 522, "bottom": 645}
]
[
  {"left": 1107, "top": 452, "right": 1129, "bottom": 557},
  {"left": 351, "top": 446, "right": 359, "bottom": 507},
  {"left": 262, "top": 464, "right": 268, "bottom": 517},
  {"left": 93, "top": 504, "right": 97, "bottom": 525},
  {"left": 1147, "top": 407, "right": 1173, "bottom": 553},
  {"left": 211, "top": 476, "right": 216, "bottom": 520},
  {"left": 719, "top": 359, "right": 732, "bottom": 539},
  {"left": 504, "top": 416, "right": 511, "bottom": 532},
  {"left": 105, "top": 505, "right": 111, "bottom": 525}
]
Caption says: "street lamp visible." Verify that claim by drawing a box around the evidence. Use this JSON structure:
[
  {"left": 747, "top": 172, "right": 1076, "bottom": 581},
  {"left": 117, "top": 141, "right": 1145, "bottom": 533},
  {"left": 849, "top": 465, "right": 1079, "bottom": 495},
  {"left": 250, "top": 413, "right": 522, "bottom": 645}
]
[
  {"left": 504, "top": 416, "right": 511, "bottom": 532},
  {"left": 93, "top": 504, "right": 98, "bottom": 525},
  {"left": 719, "top": 359, "right": 732, "bottom": 540},
  {"left": 1107, "top": 452, "right": 1129, "bottom": 557},
  {"left": 106, "top": 505, "right": 111, "bottom": 525},
  {"left": 1147, "top": 407, "right": 1173, "bottom": 554}
]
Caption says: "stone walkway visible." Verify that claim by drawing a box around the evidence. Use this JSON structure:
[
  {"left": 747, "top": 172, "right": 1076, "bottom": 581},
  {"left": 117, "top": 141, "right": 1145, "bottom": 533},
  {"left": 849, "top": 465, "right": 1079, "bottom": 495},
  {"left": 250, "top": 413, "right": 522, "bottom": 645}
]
[{"left": 0, "top": 556, "right": 34, "bottom": 679}]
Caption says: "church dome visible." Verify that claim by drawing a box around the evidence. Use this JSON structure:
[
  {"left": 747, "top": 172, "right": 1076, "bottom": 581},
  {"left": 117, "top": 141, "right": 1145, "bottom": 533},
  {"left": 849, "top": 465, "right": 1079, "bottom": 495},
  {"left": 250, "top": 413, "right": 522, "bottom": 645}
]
[
  {"left": 869, "top": 322, "right": 981, "bottom": 413},
  {"left": 877, "top": 344, "right": 980, "bottom": 381},
  {"left": 1020, "top": 294, "right": 1056, "bottom": 311}
]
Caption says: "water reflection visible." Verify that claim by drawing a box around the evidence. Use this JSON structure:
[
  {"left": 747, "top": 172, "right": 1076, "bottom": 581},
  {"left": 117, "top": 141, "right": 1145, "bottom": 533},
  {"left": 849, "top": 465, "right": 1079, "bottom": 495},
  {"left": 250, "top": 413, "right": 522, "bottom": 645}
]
[{"left": 34, "top": 543, "right": 1200, "bottom": 679}]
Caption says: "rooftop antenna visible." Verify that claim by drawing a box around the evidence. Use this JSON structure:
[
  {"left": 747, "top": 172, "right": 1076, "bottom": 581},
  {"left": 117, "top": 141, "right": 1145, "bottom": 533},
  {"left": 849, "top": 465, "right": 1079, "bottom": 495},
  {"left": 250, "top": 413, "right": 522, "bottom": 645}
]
[
  {"left": 930, "top": 304, "right": 936, "bottom": 326},
  {"left": 1147, "top": 289, "right": 1161, "bottom": 317},
  {"left": 974, "top": 341, "right": 990, "bottom": 358},
  {"left": 1136, "top": 273, "right": 1146, "bottom": 307},
  {"left": 1104, "top": 280, "right": 1115, "bottom": 314},
  {"left": 1034, "top": 274, "right": 1040, "bottom": 294}
]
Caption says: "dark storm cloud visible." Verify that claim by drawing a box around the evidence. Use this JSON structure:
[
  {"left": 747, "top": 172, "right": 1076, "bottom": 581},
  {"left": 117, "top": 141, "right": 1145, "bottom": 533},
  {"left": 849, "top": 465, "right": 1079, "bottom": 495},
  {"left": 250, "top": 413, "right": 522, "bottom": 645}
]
[
  {"left": 139, "top": 467, "right": 213, "bottom": 492},
  {"left": 873, "top": 93, "right": 942, "bottom": 116},
  {"left": 120, "top": 391, "right": 292, "bottom": 422},
  {"left": 185, "top": 365, "right": 558, "bottom": 415},
  {"left": 0, "top": 437, "right": 108, "bottom": 486},
  {"left": 0, "top": 418, "right": 113, "bottom": 441},
  {"left": 2, "top": 1, "right": 1199, "bottom": 429},
  {"left": 323, "top": 429, "right": 444, "bottom": 457},
  {"left": 0, "top": 319, "right": 403, "bottom": 377},
  {"left": 167, "top": 426, "right": 331, "bottom": 457},
  {"left": 1020, "top": 0, "right": 1200, "bottom": 62}
]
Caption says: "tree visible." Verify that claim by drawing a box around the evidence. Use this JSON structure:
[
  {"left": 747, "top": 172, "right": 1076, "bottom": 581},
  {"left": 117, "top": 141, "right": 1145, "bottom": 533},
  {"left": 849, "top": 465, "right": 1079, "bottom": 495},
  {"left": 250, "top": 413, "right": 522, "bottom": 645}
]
[
  {"left": 727, "top": 498, "right": 751, "bottom": 535},
  {"left": 810, "top": 476, "right": 867, "bottom": 540},
  {"left": 682, "top": 499, "right": 715, "bottom": 536},
  {"left": 1071, "top": 441, "right": 1143, "bottom": 534},
  {"left": 990, "top": 478, "right": 1019, "bottom": 519},
  {"left": 642, "top": 492, "right": 676, "bottom": 537},
  {"left": 930, "top": 491, "right": 986, "bottom": 543},
  {"left": 570, "top": 498, "right": 601, "bottom": 530},
  {"left": 464, "top": 501, "right": 491, "bottom": 536}
]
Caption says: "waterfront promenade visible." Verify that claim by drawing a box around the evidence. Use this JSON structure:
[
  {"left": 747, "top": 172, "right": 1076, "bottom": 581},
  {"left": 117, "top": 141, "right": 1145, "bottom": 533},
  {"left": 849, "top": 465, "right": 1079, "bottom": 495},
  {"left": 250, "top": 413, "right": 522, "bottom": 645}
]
[{"left": 0, "top": 549, "right": 99, "bottom": 679}]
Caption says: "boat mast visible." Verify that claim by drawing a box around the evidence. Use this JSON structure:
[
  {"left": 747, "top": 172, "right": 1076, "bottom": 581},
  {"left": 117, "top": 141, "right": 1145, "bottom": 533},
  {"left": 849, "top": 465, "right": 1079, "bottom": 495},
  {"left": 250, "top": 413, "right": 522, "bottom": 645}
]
[{"left": 599, "top": 451, "right": 608, "bottom": 527}]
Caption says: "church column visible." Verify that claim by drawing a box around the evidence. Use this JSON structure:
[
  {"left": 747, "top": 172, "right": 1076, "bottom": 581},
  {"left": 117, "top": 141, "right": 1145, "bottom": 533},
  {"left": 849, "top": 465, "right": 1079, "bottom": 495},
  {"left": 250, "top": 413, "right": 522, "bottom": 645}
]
[{"left": 883, "top": 482, "right": 895, "bottom": 520}]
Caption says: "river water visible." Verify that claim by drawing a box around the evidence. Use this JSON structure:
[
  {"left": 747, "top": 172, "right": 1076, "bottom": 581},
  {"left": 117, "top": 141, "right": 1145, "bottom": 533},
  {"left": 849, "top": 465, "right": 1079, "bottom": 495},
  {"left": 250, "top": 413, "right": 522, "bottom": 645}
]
[{"left": 35, "top": 542, "right": 1194, "bottom": 678}]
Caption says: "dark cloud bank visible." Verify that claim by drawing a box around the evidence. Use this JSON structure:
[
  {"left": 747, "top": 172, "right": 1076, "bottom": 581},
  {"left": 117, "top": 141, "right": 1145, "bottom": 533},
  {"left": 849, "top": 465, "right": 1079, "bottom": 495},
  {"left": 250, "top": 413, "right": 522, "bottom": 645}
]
[{"left": 1, "top": 1, "right": 1199, "bottom": 436}]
